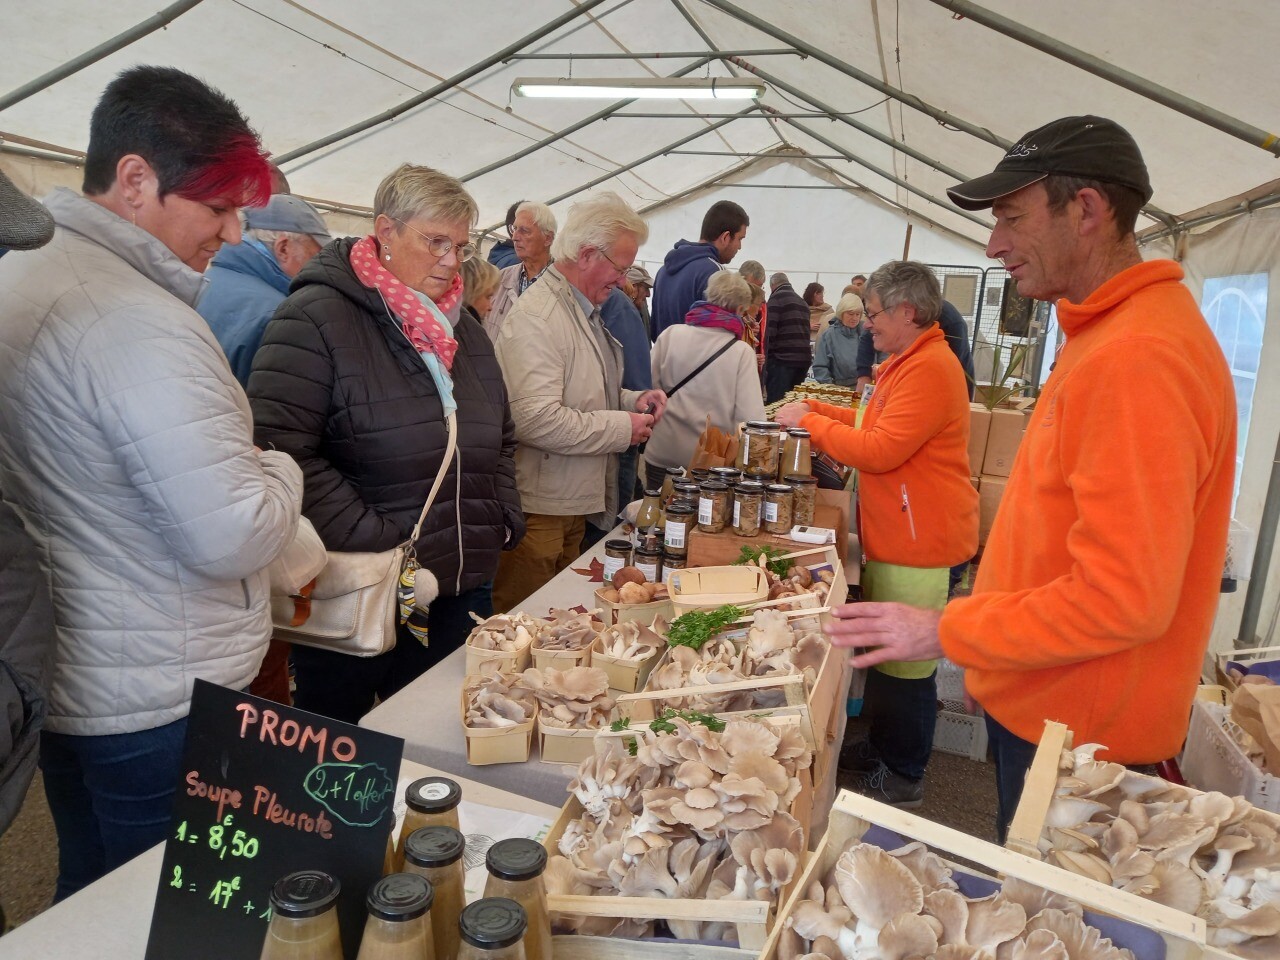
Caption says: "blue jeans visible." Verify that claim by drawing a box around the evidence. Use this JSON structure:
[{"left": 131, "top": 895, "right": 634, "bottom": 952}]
[
  {"left": 292, "top": 585, "right": 493, "bottom": 725},
  {"left": 865, "top": 666, "right": 938, "bottom": 781},
  {"left": 40, "top": 716, "right": 190, "bottom": 901},
  {"left": 984, "top": 713, "right": 1039, "bottom": 843}
]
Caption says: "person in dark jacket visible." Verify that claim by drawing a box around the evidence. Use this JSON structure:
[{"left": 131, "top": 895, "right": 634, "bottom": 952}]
[
  {"left": 198, "top": 195, "right": 332, "bottom": 386},
  {"left": 762, "top": 272, "right": 812, "bottom": 403},
  {"left": 0, "top": 169, "right": 55, "bottom": 844},
  {"left": 599, "top": 285, "right": 653, "bottom": 522},
  {"left": 649, "top": 200, "right": 749, "bottom": 338},
  {"left": 249, "top": 164, "right": 525, "bottom": 724},
  {"left": 486, "top": 200, "right": 522, "bottom": 269},
  {"left": 857, "top": 297, "right": 975, "bottom": 398}
]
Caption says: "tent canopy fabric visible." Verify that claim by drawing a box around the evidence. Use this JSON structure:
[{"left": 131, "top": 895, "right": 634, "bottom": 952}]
[{"left": 3, "top": 0, "right": 1277, "bottom": 247}]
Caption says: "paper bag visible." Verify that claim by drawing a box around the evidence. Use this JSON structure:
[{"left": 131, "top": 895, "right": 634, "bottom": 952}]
[
  {"left": 688, "top": 416, "right": 740, "bottom": 471},
  {"left": 1230, "top": 682, "right": 1280, "bottom": 773}
]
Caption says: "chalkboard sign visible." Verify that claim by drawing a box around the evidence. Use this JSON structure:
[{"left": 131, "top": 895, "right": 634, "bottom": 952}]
[{"left": 145, "top": 681, "right": 404, "bottom": 960}]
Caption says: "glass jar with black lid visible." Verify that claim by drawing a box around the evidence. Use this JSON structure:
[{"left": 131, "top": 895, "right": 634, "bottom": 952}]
[
  {"left": 260, "top": 870, "right": 343, "bottom": 960},
  {"left": 457, "top": 898, "right": 528, "bottom": 960},
  {"left": 357, "top": 873, "right": 435, "bottom": 960},
  {"left": 403, "top": 826, "right": 466, "bottom": 960},
  {"left": 483, "top": 839, "right": 550, "bottom": 960}
]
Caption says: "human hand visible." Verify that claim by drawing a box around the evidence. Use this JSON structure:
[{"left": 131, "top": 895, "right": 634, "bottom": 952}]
[
  {"left": 824, "top": 602, "right": 944, "bottom": 669},
  {"left": 636, "top": 389, "right": 668, "bottom": 424},
  {"left": 773, "top": 401, "right": 810, "bottom": 429},
  {"left": 629, "top": 411, "right": 655, "bottom": 446}
]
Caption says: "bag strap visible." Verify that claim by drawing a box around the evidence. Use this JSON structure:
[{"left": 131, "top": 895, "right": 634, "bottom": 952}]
[
  {"left": 666, "top": 336, "right": 736, "bottom": 400},
  {"left": 405, "top": 411, "right": 458, "bottom": 555}
]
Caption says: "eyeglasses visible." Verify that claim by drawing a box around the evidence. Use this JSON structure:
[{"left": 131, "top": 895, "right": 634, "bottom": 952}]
[
  {"left": 394, "top": 218, "right": 476, "bottom": 262},
  {"left": 864, "top": 304, "right": 892, "bottom": 323},
  {"left": 594, "top": 246, "right": 628, "bottom": 277}
]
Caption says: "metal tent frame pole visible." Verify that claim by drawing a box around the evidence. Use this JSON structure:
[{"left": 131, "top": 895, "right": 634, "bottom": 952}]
[
  {"left": 1239, "top": 432, "right": 1280, "bottom": 647},
  {"left": 461, "top": 55, "right": 718, "bottom": 182},
  {"left": 274, "top": 0, "right": 611, "bottom": 166},
  {"left": 928, "top": 0, "right": 1280, "bottom": 157},
  {"left": 0, "top": 0, "right": 206, "bottom": 112}
]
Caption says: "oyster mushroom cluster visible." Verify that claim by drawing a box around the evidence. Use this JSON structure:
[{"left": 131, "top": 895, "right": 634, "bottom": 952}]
[
  {"left": 647, "top": 609, "right": 828, "bottom": 711},
  {"left": 463, "top": 672, "right": 537, "bottom": 728},
  {"left": 781, "top": 838, "right": 1134, "bottom": 960},
  {"left": 521, "top": 666, "right": 616, "bottom": 729},
  {"left": 1040, "top": 743, "right": 1280, "bottom": 957},
  {"left": 535, "top": 608, "right": 603, "bottom": 652},
  {"left": 595, "top": 620, "right": 667, "bottom": 660},
  {"left": 547, "top": 717, "right": 812, "bottom": 940},
  {"left": 467, "top": 610, "right": 544, "bottom": 651}
]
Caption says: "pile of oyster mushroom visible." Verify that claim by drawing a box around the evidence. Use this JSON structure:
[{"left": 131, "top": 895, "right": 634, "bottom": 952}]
[
  {"left": 467, "top": 610, "right": 544, "bottom": 656},
  {"left": 779, "top": 837, "right": 1137, "bottom": 960},
  {"left": 534, "top": 608, "right": 603, "bottom": 653},
  {"left": 594, "top": 620, "right": 667, "bottom": 661},
  {"left": 520, "top": 666, "right": 616, "bottom": 729},
  {"left": 647, "top": 609, "right": 828, "bottom": 711},
  {"left": 546, "top": 716, "right": 812, "bottom": 940},
  {"left": 1039, "top": 743, "right": 1280, "bottom": 957},
  {"left": 463, "top": 671, "right": 537, "bottom": 729}
]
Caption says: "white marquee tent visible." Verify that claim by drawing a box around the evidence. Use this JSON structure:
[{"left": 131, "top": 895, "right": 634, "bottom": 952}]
[{"left": 2, "top": 0, "right": 1280, "bottom": 651}]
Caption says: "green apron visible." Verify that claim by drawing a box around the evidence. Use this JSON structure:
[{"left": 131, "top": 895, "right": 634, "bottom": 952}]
[{"left": 862, "top": 560, "right": 949, "bottom": 680}]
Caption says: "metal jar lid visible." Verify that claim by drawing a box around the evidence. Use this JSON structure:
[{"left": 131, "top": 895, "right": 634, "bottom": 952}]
[
  {"left": 783, "top": 474, "right": 817, "bottom": 485},
  {"left": 459, "top": 898, "right": 528, "bottom": 950},
  {"left": 604, "top": 538, "right": 633, "bottom": 552},
  {"left": 744, "top": 420, "right": 782, "bottom": 431},
  {"left": 699, "top": 480, "right": 729, "bottom": 493},
  {"left": 405, "top": 776, "right": 462, "bottom": 815},
  {"left": 403, "top": 825, "right": 465, "bottom": 868},
  {"left": 367, "top": 873, "right": 433, "bottom": 922},
  {"left": 665, "top": 498, "right": 696, "bottom": 516},
  {"left": 709, "top": 467, "right": 741, "bottom": 480},
  {"left": 786, "top": 428, "right": 811, "bottom": 438},
  {"left": 269, "top": 870, "right": 341, "bottom": 919},
  {"left": 735, "top": 481, "right": 765, "bottom": 494},
  {"left": 485, "top": 837, "right": 548, "bottom": 882},
  {"left": 766, "top": 484, "right": 794, "bottom": 495}
]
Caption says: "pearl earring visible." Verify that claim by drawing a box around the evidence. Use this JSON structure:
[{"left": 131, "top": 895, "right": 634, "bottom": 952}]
[{"left": 384, "top": 250, "right": 391, "bottom": 261}]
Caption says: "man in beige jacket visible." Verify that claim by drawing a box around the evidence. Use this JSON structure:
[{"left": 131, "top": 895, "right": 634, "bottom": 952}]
[{"left": 494, "top": 192, "right": 667, "bottom": 611}]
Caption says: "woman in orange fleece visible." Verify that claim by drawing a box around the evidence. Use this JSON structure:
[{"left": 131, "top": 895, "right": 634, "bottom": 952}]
[{"left": 776, "top": 261, "right": 978, "bottom": 808}]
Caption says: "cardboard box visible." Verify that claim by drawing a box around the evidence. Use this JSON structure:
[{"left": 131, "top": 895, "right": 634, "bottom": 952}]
[
  {"left": 978, "top": 474, "right": 1007, "bottom": 545},
  {"left": 982, "top": 407, "right": 1029, "bottom": 477},
  {"left": 968, "top": 403, "right": 993, "bottom": 476}
]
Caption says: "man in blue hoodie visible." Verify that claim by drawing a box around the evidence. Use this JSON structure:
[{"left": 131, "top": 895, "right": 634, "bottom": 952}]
[
  {"left": 650, "top": 200, "right": 749, "bottom": 339},
  {"left": 198, "top": 194, "right": 332, "bottom": 386}
]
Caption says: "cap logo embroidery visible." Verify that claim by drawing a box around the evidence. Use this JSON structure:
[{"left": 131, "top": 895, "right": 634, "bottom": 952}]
[{"left": 1005, "top": 141, "right": 1038, "bottom": 160}]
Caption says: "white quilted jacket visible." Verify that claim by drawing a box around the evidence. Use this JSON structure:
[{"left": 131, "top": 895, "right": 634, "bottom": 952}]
[{"left": 0, "top": 189, "right": 303, "bottom": 735}]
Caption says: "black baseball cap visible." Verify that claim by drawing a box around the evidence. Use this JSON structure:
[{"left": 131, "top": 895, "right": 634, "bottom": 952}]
[{"left": 947, "top": 115, "right": 1152, "bottom": 211}]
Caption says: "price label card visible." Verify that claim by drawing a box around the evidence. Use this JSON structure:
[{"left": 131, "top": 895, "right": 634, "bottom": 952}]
[{"left": 144, "top": 680, "right": 404, "bottom": 960}]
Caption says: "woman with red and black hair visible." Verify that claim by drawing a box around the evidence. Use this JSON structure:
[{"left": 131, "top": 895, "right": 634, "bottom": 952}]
[{"left": 0, "top": 66, "right": 303, "bottom": 897}]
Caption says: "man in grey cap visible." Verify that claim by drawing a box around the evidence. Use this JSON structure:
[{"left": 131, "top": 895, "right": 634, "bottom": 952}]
[
  {"left": 624, "top": 263, "right": 654, "bottom": 336},
  {"left": 0, "top": 169, "right": 56, "bottom": 850},
  {"left": 821, "top": 116, "right": 1236, "bottom": 836},
  {"left": 198, "top": 193, "right": 332, "bottom": 386}
]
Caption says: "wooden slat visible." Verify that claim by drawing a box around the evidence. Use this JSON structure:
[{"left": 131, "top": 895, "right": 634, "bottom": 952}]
[
  {"left": 547, "top": 895, "right": 768, "bottom": 923},
  {"left": 551, "top": 935, "right": 753, "bottom": 960},
  {"left": 1004, "top": 720, "right": 1072, "bottom": 859}
]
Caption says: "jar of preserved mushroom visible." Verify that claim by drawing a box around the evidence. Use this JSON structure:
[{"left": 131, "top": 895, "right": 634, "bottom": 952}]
[
  {"left": 663, "top": 499, "right": 695, "bottom": 556},
  {"left": 764, "top": 484, "right": 794, "bottom": 534},
  {"left": 784, "top": 474, "right": 818, "bottom": 526},
  {"left": 733, "top": 481, "right": 764, "bottom": 537},
  {"left": 779, "top": 429, "right": 812, "bottom": 481},
  {"left": 697, "top": 480, "right": 731, "bottom": 533},
  {"left": 737, "top": 421, "right": 783, "bottom": 476}
]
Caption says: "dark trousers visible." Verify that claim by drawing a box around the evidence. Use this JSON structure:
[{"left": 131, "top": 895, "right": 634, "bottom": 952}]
[
  {"left": 617, "top": 445, "right": 640, "bottom": 511},
  {"left": 763, "top": 361, "right": 809, "bottom": 404},
  {"left": 984, "top": 713, "right": 1039, "bottom": 843},
  {"left": 865, "top": 666, "right": 938, "bottom": 782},
  {"left": 292, "top": 585, "right": 493, "bottom": 725}
]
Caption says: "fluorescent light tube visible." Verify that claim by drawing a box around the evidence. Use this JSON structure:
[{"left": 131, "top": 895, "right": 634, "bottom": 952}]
[{"left": 512, "top": 77, "right": 765, "bottom": 100}]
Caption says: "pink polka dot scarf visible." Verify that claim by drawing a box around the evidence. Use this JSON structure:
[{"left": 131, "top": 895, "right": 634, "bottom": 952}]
[{"left": 349, "top": 235, "right": 462, "bottom": 372}]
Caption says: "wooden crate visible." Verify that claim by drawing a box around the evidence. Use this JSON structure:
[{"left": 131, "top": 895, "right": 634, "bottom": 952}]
[
  {"left": 687, "top": 489, "right": 850, "bottom": 567},
  {"left": 460, "top": 687, "right": 535, "bottom": 765},
  {"left": 1213, "top": 643, "right": 1280, "bottom": 691},
  {"left": 542, "top": 719, "right": 814, "bottom": 951},
  {"left": 759, "top": 789, "right": 1207, "bottom": 960},
  {"left": 667, "top": 565, "right": 769, "bottom": 614},
  {"left": 550, "top": 935, "right": 752, "bottom": 960}
]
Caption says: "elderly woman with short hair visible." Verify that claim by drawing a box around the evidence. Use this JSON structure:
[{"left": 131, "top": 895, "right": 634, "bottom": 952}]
[
  {"left": 249, "top": 163, "right": 524, "bottom": 723},
  {"left": 776, "top": 260, "right": 978, "bottom": 809},
  {"left": 462, "top": 256, "right": 502, "bottom": 320},
  {"left": 644, "top": 271, "right": 767, "bottom": 490},
  {"left": 812, "top": 291, "right": 865, "bottom": 386}
]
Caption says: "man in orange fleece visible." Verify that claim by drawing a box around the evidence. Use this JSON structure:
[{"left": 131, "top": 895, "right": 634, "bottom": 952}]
[{"left": 826, "top": 116, "right": 1236, "bottom": 839}]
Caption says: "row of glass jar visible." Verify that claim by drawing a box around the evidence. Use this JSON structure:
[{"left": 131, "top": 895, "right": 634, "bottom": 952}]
[
  {"left": 738, "top": 422, "right": 812, "bottom": 481},
  {"left": 632, "top": 472, "right": 816, "bottom": 544},
  {"left": 260, "top": 777, "right": 550, "bottom": 960}
]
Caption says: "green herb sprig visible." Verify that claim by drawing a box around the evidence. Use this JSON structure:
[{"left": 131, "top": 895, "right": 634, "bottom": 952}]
[
  {"left": 650, "top": 709, "right": 726, "bottom": 734},
  {"left": 733, "top": 544, "right": 792, "bottom": 578},
  {"left": 666, "top": 604, "right": 744, "bottom": 650}
]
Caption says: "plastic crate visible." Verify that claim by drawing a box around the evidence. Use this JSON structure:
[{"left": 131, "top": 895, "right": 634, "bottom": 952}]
[
  {"left": 1180, "top": 699, "right": 1280, "bottom": 814},
  {"left": 935, "top": 658, "right": 966, "bottom": 701},
  {"left": 933, "top": 698, "right": 988, "bottom": 762}
]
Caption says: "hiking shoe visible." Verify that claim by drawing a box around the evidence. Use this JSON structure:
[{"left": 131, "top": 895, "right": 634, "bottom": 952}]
[
  {"left": 838, "top": 737, "right": 881, "bottom": 775},
  {"left": 848, "top": 760, "right": 925, "bottom": 809}
]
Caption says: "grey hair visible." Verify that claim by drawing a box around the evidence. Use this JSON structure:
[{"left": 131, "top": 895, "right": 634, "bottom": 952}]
[
  {"left": 738, "top": 259, "right": 765, "bottom": 284},
  {"left": 516, "top": 200, "right": 556, "bottom": 237},
  {"left": 769, "top": 272, "right": 790, "bottom": 287},
  {"left": 704, "top": 271, "right": 753, "bottom": 313},
  {"left": 245, "top": 227, "right": 310, "bottom": 249},
  {"left": 374, "top": 163, "right": 478, "bottom": 228},
  {"left": 550, "top": 191, "right": 648, "bottom": 262},
  {"left": 866, "top": 260, "right": 942, "bottom": 327}
]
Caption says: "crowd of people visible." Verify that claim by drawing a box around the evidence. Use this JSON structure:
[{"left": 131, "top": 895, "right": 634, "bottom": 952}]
[{"left": 0, "top": 60, "right": 1236, "bottom": 917}]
